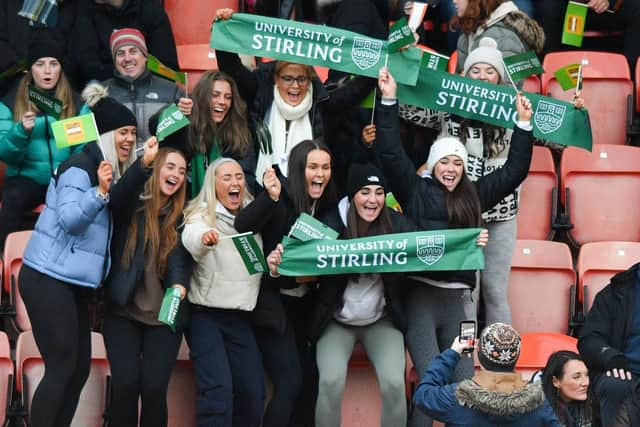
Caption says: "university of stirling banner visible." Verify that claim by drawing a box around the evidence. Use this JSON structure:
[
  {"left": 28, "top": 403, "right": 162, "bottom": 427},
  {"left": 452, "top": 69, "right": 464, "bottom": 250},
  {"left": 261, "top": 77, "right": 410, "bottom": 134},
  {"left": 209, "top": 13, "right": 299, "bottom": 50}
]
[
  {"left": 277, "top": 228, "right": 484, "bottom": 277},
  {"left": 210, "top": 13, "right": 422, "bottom": 86},
  {"left": 397, "top": 68, "right": 592, "bottom": 151}
]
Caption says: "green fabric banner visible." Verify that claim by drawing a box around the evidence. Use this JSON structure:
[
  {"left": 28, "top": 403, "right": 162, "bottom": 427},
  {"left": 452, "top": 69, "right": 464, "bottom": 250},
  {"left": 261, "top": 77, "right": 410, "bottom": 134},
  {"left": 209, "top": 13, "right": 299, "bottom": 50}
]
[
  {"left": 289, "top": 213, "right": 339, "bottom": 241},
  {"left": 388, "top": 17, "right": 414, "bottom": 52},
  {"left": 420, "top": 50, "right": 449, "bottom": 72},
  {"left": 277, "top": 228, "right": 484, "bottom": 276},
  {"left": 210, "top": 13, "right": 422, "bottom": 86},
  {"left": 397, "top": 68, "right": 592, "bottom": 150},
  {"left": 503, "top": 51, "right": 544, "bottom": 81},
  {"left": 28, "top": 84, "right": 63, "bottom": 119}
]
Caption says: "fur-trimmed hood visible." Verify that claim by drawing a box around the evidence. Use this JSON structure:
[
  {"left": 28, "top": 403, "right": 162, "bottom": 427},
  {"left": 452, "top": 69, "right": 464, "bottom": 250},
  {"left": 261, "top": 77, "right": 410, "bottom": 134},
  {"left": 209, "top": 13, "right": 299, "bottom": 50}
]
[
  {"left": 455, "top": 371, "right": 546, "bottom": 420},
  {"left": 481, "top": 1, "right": 545, "bottom": 54}
]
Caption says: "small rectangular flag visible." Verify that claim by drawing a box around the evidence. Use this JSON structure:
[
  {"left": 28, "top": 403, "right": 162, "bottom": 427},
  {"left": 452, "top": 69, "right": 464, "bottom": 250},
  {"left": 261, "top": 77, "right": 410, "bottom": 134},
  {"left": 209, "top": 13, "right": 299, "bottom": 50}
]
[
  {"left": 51, "top": 113, "right": 99, "bottom": 148},
  {"left": 231, "top": 232, "right": 268, "bottom": 275},
  {"left": 289, "top": 213, "right": 339, "bottom": 242},
  {"left": 388, "top": 17, "right": 415, "bottom": 52},
  {"left": 385, "top": 192, "right": 403, "bottom": 213},
  {"left": 0, "top": 61, "right": 26, "bottom": 80},
  {"left": 420, "top": 50, "right": 449, "bottom": 72},
  {"left": 562, "top": 1, "right": 588, "bottom": 47},
  {"left": 503, "top": 51, "right": 544, "bottom": 81},
  {"left": 156, "top": 104, "right": 190, "bottom": 141},
  {"left": 408, "top": 2, "right": 428, "bottom": 31},
  {"left": 158, "top": 287, "right": 182, "bottom": 332},
  {"left": 28, "top": 84, "right": 63, "bottom": 119},
  {"left": 554, "top": 63, "right": 581, "bottom": 91},
  {"left": 147, "top": 54, "right": 186, "bottom": 85}
]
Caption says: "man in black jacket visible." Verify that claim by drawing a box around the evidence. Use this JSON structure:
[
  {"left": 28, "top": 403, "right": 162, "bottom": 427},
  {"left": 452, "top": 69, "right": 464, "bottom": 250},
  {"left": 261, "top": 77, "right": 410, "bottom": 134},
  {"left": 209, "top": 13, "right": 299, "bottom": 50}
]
[{"left": 578, "top": 263, "right": 639, "bottom": 427}]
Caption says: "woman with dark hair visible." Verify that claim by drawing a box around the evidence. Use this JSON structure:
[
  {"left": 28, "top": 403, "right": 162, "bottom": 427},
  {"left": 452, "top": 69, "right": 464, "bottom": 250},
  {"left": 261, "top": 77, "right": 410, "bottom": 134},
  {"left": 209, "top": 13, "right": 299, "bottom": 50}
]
[
  {"left": 235, "top": 139, "right": 336, "bottom": 427},
  {"left": 541, "top": 351, "right": 596, "bottom": 427},
  {"left": 102, "top": 147, "right": 191, "bottom": 426},
  {"left": 375, "top": 67, "right": 532, "bottom": 427},
  {"left": 187, "top": 70, "right": 257, "bottom": 196}
]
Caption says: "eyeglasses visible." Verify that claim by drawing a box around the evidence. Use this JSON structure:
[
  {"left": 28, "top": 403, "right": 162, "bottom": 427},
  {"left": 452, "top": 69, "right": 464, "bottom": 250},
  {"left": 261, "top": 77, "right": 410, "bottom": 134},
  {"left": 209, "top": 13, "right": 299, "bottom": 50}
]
[{"left": 279, "top": 75, "right": 309, "bottom": 86}]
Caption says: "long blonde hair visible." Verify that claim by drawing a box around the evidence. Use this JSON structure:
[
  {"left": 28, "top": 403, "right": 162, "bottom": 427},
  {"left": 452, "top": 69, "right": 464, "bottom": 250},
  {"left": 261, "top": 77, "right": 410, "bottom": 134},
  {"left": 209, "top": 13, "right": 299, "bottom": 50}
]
[{"left": 13, "top": 70, "right": 76, "bottom": 121}]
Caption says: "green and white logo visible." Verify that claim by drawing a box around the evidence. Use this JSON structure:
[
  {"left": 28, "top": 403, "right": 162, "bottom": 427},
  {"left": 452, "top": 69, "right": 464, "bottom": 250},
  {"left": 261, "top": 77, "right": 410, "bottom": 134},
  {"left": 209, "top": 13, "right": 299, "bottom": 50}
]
[
  {"left": 171, "top": 110, "right": 185, "bottom": 121},
  {"left": 534, "top": 100, "right": 567, "bottom": 134},
  {"left": 351, "top": 37, "right": 383, "bottom": 70},
  {"left": 416, "top": 235, "right": 445, "bottom": 266}
]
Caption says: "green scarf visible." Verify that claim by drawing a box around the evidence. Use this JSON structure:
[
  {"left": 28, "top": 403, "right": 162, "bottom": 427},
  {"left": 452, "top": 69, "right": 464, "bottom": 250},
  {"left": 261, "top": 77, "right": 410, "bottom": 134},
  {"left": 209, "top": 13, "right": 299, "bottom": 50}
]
[{"left": 190, "top": 142, "right": 221, "bottom": 198}]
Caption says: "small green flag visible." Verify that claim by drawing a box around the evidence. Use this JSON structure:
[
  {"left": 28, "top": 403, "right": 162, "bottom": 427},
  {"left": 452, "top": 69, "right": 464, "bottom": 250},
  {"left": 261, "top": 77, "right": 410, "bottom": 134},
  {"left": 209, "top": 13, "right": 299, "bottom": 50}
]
[
  {"left": 289, "top": 213, "right": 339, "bottom": 241},
  {"left": 28, "top": 84, "right": 63, "bottom": 119},
  {"left": 158, "top": 287, "right": 182, "bottom": 332},
  {"left": 385, "top": 192, "right": 402, "bottom": 213},
  {"left": 231, "top": 232, "right": 268, "bottom": 275},
  {"left": 388, "top": 17, "right": 415, "bottom": 53},
  {"left": 147, "top": 54, "right": 186, "bottom": 85},
  {"left": 420, "top": 50, "right": 449, "bottom": 72},
  {"left": 156, "top": 104, "right": 190, "bottom": 141},
  {"left": 51, "top": 113, "right": 99, "bottom": 148},
  {"left": 0, "top": 61, "right": 26, "bottom": 80},
  {"left": 503, "top": 51, "right": 544, "bottom": 82},
  {"left": 562, "top": 1, "right": 587, "bottom": 47},
  {"left": 554, "top": 63, "right": 580, "bottom": 91}
]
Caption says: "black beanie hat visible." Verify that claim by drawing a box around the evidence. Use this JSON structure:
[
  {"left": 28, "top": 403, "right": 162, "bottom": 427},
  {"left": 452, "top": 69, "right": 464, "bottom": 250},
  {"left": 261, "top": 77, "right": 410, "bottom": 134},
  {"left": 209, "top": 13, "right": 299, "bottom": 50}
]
[
  {"left": 346, "top": 163, "right": 386, "bottom": 200},
  {"left": 82, "top": 83, "right": 137, "bottom": 134},
  {"left": 27, "top": 29, "right": 65, "bottom": 68}
]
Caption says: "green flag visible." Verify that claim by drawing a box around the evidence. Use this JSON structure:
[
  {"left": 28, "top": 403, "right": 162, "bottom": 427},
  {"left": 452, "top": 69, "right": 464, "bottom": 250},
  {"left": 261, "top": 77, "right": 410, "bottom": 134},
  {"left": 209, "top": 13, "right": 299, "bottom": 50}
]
[
  {"left": 388, "top": 17, "right": 415, "bottom": 52},
  {"left": 0, "top": 61, "right": 26, "bottom": 80},
  {"left": 385, "top": 192, "right": 402, "bottom": 213},
  {"left": 554, "top": 63, "right": 580, "bottom": 90},
  {"left": 503, "top": 51, "right": 544, "bottom": 81},
  {"left": 147, "top": 54, "right": 186, "bottom": 85},
  {"left": 158, "top": 287, "right": 181, "bottom": 332},
  {"left": 210, "top": 13, "right": 422, "bottom": 86},
  {"left": 231, "top": 232, "right": 268, "bottom": 275},
  {"left": 156, "top": 104, "right": 190, "bottom": 141},
  {"left": 420, "top": 50, "right": 449, "bottom": 72},
  {"left": 51, "top": 113, "right": 99, "bottom": 148},
  {"left": 277, "top": 228, "right": 484, "bottom": 276},
  {"left": 562, "top": 1, "right": 587, "bottom": 47},
  {"left": 396, "top": 68, "right": 592, "bottom": 150},
  {"left": 289, "top": 213, "right": 339, "bottom": 241},
  {"left": 28, "top": 84, "right": 63, "bottom": 119}
]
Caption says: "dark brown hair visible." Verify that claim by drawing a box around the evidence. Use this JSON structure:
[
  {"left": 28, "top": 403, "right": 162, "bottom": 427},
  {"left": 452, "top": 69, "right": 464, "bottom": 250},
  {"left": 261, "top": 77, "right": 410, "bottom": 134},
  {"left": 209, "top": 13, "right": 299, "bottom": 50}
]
[
  {"left": 459, "top": 0, "right": 506, "bottom": 34},
  {"left": 444, "top": 174, "right": 483, "bottom": 228}
]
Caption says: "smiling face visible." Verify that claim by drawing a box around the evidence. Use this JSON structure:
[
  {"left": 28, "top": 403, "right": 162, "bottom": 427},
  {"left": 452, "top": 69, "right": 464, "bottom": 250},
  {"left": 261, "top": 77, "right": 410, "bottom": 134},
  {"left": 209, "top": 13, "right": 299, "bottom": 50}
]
[
  {"left": 453, "top": 0, "right": 469, "bottom": 16},
  {"left": 215, "top": 161, "right": 245, "bottom": 214},
  {"left": 305, "top": 149, "right": 331, "bottom": 200},
  {"left": 553, "top": 360, "right": 590, "bottom": 402},
  {"left": 114, "top": 125, "right": 136, "bottom": 163},
  {"left": 433, "top": 155, "right": 464, "bottom": 192},
  {"left": 158, "top": 152, "right": 187, "bottom": 199},
  {"left": 114, "top": 45, "right": 146, "bottom": 79},
  {"left": 210, "top": 79, "right": 232, "bottom": 124},
  {"left": 353, "top": 185, "right": 385, "bottom": 223},
  {"left": 275, "top": 64, "right": 311, "bottom": 106},
  {"left": 31, "top": 57, "right": 61, "bottom": 91},
  {"left": 467, "top": 63, "right": 501, "bottom": 84}
]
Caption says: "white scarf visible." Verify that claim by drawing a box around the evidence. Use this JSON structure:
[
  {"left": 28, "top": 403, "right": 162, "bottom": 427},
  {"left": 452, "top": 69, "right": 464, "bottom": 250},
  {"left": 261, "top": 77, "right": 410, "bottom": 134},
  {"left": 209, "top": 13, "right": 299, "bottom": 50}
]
[{"left": 256, "top": 85, "right": 313, "bottom": 185}]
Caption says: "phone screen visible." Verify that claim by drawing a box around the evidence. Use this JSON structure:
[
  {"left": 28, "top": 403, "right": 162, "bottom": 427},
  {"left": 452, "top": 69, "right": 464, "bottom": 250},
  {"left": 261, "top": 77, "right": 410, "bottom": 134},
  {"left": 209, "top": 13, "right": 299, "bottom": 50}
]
[{"left": 459, "top": 321, "right": 476, "bottom": 353}]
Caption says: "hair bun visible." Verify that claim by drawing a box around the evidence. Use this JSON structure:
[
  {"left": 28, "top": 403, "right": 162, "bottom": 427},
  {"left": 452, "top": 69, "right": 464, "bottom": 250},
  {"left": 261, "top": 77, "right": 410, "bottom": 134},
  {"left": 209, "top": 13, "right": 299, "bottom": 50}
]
[{"left": 81, "top": 82, "right": 109, "bottom": 108}]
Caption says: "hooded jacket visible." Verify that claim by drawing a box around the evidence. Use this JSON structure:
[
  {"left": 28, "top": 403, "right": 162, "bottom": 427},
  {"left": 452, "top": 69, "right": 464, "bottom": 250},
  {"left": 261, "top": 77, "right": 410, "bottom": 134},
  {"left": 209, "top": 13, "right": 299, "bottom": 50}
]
[{"left": 414, "top": 349, "right": 562, "bottom": 426}]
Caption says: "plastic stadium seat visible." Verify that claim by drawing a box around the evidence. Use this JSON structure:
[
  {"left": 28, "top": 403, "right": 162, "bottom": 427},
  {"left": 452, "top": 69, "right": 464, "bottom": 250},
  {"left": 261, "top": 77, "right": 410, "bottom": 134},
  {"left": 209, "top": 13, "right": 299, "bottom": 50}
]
[
  {"left": 516, "top": 146, "right": 557, "bottom": 240},
  {"left": 16, "top": 331, "right": 110, "bottom": 427},
  {"left": 516, "top": 332, "right": 577, "bottom": 381},
  {"left": 636, "top": 57, "right": 640, "bottom": 113},
  {"left": 560, "top": 144, "right": 640, "bottom": 245},
  {"left": 577, "top": 241, "right": 640, "bottom": 314},
  {"left": 341, "top": 343, "right": 382, "bottom": 426},
  {"left": 3, "top": 230, "right": 32, "bottom": 332},
  {"left": 0, "top": 332, "right": 13, "bottom": 426},
  {"left": 542, "top": 51, "right": 632, "bottom": 145},
  {"left": 167, "top": 338, "right": 197, "bottom": 426},
  {"left": 508, "top": 240, "right": 576, "bottom": 334}
]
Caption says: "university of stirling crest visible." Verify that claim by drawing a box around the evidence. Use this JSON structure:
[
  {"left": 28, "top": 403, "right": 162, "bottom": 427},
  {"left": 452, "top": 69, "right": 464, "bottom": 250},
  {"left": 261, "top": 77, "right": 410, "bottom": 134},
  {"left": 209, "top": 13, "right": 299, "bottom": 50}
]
[
  {"left": 534, "top": 100, "right": 566, "bottom": 134},
  {"left": 416, "top": 235, "right": 445, "bottom": 266},
  {"left": 351, "top": 37, "right": 383, "bottom": 70}
]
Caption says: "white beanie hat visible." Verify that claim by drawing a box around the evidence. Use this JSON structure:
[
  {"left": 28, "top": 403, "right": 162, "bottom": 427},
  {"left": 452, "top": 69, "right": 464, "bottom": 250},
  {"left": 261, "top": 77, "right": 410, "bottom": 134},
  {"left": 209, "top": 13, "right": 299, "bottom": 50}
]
[
  {"left": 463, "top": 37, "right": 505, "bottom": 81},
  {"left": 426, "top": 137, "right": 468, "bottom": 174}
]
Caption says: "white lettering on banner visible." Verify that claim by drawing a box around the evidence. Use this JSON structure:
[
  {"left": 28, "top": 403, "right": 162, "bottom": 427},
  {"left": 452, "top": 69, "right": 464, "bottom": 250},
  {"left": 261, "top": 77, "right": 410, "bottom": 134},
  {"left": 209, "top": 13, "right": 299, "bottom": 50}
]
[
  {"left": 317, "top": 252, "right": 408, "bottom": 268},
  {"left": 251, "top": 35, "right": 342, "bottom": 63},
  {"left": 436, "top": 91, "right": 518, "bottom": 123}
]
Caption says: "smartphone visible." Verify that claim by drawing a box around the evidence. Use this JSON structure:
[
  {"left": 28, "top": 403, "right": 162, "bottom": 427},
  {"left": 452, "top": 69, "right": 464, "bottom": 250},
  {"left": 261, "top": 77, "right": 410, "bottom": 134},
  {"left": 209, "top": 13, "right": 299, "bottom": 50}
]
[{"left": 459, "top": 320, "right": 476, "bottom": 353}]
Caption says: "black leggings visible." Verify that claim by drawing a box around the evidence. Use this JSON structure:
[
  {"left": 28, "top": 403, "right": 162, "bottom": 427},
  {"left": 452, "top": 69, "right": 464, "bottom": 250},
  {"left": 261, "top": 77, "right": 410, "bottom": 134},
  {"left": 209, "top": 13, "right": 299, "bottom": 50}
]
[{"left": 19, "top": 265, "right": 92, "bottom": 427}]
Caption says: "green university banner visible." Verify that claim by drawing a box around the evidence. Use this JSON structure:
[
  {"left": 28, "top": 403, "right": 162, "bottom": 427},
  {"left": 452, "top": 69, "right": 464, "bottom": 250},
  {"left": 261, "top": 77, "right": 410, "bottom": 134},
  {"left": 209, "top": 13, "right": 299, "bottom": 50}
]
[
  {"left": 210, "top": 13, "right": 422, "bottom": 86},
  {"left": 277, "top": 228, "right": 484, "bottom": 276},
  {"left": 397, "top": 68, "right": 592, "bottom": 150}
]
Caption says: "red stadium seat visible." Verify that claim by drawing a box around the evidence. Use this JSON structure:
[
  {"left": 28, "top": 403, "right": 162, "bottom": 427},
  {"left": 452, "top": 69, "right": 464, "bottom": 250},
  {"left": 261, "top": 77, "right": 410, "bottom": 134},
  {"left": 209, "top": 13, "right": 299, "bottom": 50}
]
[
  {"left": 3, "top": 230, "right": 32, "bottom": 332},
  {"left": 0, "top": 332, "right": 13, "bottom": 426},
  {"left": 516, "top": 332, "right": 578, "bottom": 381},
  {"left": 542, "top": 51, "right": 632, "bottom": 145},
  {"left": 167, "top": 338, "right": 197, "bottom": 426},
  {"left": 636, "top": 57, "right": 640, "bottom": 113},
  {"left": 508, "top": 240, "right": 576, "bottom": 334},
  {"left": 516, "top": 146, "right": 557, "bottom": 240},
  {"left": 560, "top": 144, "right": 640, "bottom": 245}
]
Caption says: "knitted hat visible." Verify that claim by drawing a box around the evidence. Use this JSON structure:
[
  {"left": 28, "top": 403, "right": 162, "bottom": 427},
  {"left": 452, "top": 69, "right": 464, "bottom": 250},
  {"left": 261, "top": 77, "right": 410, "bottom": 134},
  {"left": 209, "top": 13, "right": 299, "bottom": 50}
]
[
  {"left": 110, "top": 28, "right": 148, "bottom": 57},
  {"left": 478, "top": 323, "right": 521, "bottom": 372},
  {"left": 27, "top": 29, "right": 65, "bottom": 68},
  {"left": 82, "top": 83, "right": 137, "bottom": 135},
  {"left": 425, "top": 137, "right": 468, "bottom": 174},
  {"left": 346, "top": 163, "right": 386, "bottom": 200},
  {"left": 463, "top": 37, "right": 505, "bottom": 81}
]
